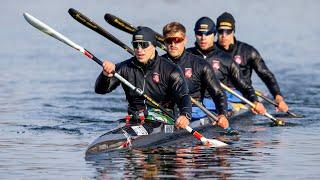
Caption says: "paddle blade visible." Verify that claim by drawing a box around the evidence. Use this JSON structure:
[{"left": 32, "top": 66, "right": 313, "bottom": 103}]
[
  {"left": 203, "top": 139, "right": 228, "bottom": 147},
  {"left": 287, "top": 111, "right": 305, "bottom": 118},
  {"left": 275, "top": 119, "right": 285, "bottom": 126},
  {"left": 104, "top": 13, "right": 137, "bottom": 34},
  {"left": 269, "top": 118, "right": 285, "bottom": 127},
  {"left": 273, "top": 112, "right": 305, "bottom": 119},
  {"left": 23, "top": 12, "right": 84, "bottom": 52}
]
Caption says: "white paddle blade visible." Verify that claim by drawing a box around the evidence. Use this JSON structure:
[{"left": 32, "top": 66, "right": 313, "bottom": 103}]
[
  {"left": 203, "top": 139, "right": 228, "bottom": 147},
  {"left": 23, "top": 12, "right": 84, "bottom": 52}
]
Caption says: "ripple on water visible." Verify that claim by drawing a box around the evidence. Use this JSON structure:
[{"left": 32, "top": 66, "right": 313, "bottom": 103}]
[{"left": 26, "top": 125, "right": 83, "bottom": 135}]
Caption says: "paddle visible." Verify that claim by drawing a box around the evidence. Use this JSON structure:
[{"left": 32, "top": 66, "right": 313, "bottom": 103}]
[
  {"left": 104, "top": 13, "right": 167, "bottom": 51},
  {"left": 23, "top": 12, "right": 227, "bottom": 147},
  {"left": 255, "top": 91, "right": 303, "bottom": 118},
  {"left": 220, "top": 83, "right": 285, "bottom": 126}
]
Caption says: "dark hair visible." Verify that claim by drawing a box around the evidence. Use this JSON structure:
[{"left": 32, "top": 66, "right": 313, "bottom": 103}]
[{"left": 162, "top": 22, "right": 186, "bottom": 36}]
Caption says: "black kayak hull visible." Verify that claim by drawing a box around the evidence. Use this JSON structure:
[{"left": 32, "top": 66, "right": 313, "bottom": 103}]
[{"left": 85, "top": 103, "right": 251, "bottom": 155}]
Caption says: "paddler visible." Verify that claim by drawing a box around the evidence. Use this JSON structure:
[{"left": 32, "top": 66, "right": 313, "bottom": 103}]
[
  {"left": 161, "top": 22, "right": 232, "bottom": 131},
  {"left": 187, "top": 17, "right": 266, "bottom": 115},
  {"left": 95, "top": 27, "right": 191, "bottom": 129},
  {"left": 215, "top": 12, "right": 289, "bottom": 112}
]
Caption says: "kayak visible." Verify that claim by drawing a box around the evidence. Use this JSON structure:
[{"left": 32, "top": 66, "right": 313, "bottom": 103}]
[{"left": 85, "top": 102, "right": 250, "bottom": 155}]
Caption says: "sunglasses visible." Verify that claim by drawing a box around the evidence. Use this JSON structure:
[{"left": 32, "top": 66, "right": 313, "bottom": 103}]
[
  {"left": 164, "top": 37, "right": 184, "bottom": 44},
  {"left": 217, "top": 29, "right": 233, "bottom": 35},
  {"left": 132, "top": 41, "right": 152, "bottom": 49},
  {"left": 195, "top": 30, "right": 215, "bottom": 36}
]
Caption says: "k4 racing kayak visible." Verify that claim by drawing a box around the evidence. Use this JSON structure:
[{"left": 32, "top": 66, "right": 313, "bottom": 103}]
[{"left": 85, "top": 102, "right": 249, "bottom": 155}]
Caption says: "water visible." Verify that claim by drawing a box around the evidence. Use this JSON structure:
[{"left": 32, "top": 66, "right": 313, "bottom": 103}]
[{"left": 1, "top": 0, "right": 320, "bottom": 179}]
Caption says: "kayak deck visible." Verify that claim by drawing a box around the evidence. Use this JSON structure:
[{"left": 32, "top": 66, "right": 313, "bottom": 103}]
[{"left": 85, "top": 102, "right": 251, "bottom": 155}]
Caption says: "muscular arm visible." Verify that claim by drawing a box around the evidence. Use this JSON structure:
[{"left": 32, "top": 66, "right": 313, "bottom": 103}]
[
  {"left": 230, "top": 61, "right": 258, "bottom": 102},
  {"left": 250, "top": 49, "right": 281, "bottom": 98},
  {"left": 202, "top": 64, "right": 228, "bottom": 115}
]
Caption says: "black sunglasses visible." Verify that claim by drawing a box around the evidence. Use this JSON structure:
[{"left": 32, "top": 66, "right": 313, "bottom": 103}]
[
  {"left": 195, "top": 30, "right": 215, "bottom": 36},
  {"left": 217, "top": 29, "right": 233, "bottom": 35},
  {"left": 132, "top": 41, "right": 152, "bottom": 49}
]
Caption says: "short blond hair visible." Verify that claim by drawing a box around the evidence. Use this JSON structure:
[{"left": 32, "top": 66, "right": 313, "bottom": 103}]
[{"left": 162, "top": 22, "right": 186, "bottom": 36}]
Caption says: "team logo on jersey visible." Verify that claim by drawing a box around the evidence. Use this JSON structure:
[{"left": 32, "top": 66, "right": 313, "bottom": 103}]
[
  {"left": 152, "top": 72, "right": 160, "bottom": 83},
  {"left": 212, "top": 60, "right": 220, "bottom": 70},
  {"left": 184, "top": 68, "right": 192, "bottom": 78},
  {"left": 233, "top": 55, "right": 242, "bottom": 64}
]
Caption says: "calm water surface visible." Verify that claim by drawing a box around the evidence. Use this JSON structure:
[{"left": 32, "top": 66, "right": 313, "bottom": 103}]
[{"left": 1, "top": 0, "right": 319, "bottom": 179}]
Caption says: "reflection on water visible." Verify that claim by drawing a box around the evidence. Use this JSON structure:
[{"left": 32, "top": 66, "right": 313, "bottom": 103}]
[{"left": 86, "top": 139, "right": 277, "bottom": 179}]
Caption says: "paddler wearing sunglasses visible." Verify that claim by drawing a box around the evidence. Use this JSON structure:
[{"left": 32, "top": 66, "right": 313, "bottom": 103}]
[
  {"left": 95, "top": 27, "right": 192, "bottom": 129},
  {"left": 187, "top": 17, "right": 266, "bottom": 115},
  {"left": 215, "top": 12, "right": 289, "bottom": 113},
  {"left": 161, "top": 22, "right": 233, "bottom": 131}
]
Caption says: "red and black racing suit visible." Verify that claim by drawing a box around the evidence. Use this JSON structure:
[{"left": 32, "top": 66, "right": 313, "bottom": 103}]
[
  {"left": 187, "top": 44, "right": 258, "bottom": 102},
  {"left": 162, "top": 50, "right": 228, "bottom": 116},
  {"left": 216, "top": 39, "right": 282, "bottom": 98},
  {"left": 95, "top": 52, "right": 192, "bottom": 120}
]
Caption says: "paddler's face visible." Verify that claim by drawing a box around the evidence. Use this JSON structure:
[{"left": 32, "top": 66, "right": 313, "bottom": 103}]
[
  {"left": 133, "top": 41, "right": 156, "bottom": 64},
  {"left": 217, "top": 27, "right": 234, "bottom": 49},
  {"left": 195, "top": 32, "right": 214, "bottom": 50},
  {"left": 164, "top": 31, "right": 186, "bottom": 58}
]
